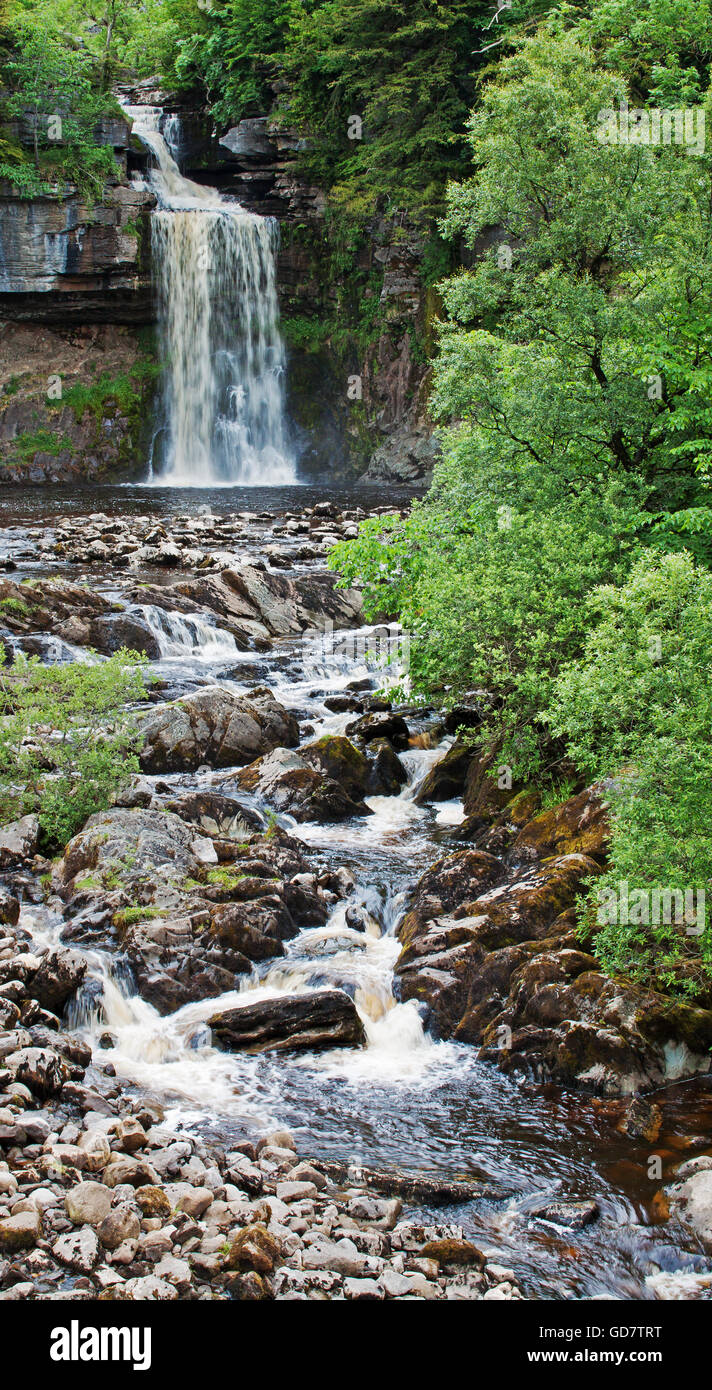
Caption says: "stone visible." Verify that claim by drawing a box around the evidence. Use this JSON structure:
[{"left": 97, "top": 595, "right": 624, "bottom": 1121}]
[
  {"left": 276, "top": 1181, "right": 318, "bottom": 1203},
  {"left": 302, "top": 1236, "right": 371, "bottom": 1277},
  {"left": 668, "top": 1162, "right": 712, "bottom": 1247},
  {"left": 4, "top": 1047, "right": 70, "bottom": 1098},
  {"left": 53, "top": 1227, "right": 100, "bottom": 1272},
  {"left": 344, "top": 1276, "right": 384, "bottom": 1300},
  {"left": 154, "top": 1253, "right": 191, "bottom": 1292},
  {"left": 98, "top": 1204, "right": 141, "bottom": 1250},
  {"left": 237, "top": 746, "right": 371, "bottom": 822},
  {"left": 102, "top": 1154, "right": 159, "bottom": 1189},
  {"left": 345, "top": 712, "right": 411, "bottom": 750},
  {"left": 420, "top": 1238, "right": 485, "bottom": 1267},
  {"left": 101, "top": 1275, "right": 177, "bottom": 1301},
  {"left": 209, "top": 988, "right": 366, "bottom": 1054},
  {"left": 531, "top": 1199, "right": 600, "bottom": 1229},
  {"left": 227, "top": 1223, "right": 281, "bottom": 1274},
  {"left": 29, "top": 948, "right": 86, "bottom": 1014},
  {"left": 77, "top": 1130, "right": 111, "bottom": 1172},
  {"left": 347, "top": 1196, "right": 402, "bottom": 1229},
  {"left": 140, "top": 688, "right": 299, "bottom": 774},
  {"left": 0, "top": 1207, "right": 41, "bottom": 1251},
  {"left": 134, "top": 1185, "right": 172, "bottom": 1218},
  {"left": 64, "top": 1182, "right": 113, "bottom": 1227},
  {"left": 0, "top": 815, "right": 39, "bottom": 867}
]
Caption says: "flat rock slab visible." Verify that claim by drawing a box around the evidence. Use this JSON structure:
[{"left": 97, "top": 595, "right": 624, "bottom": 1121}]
[{"left": 209, "top": 988, "right": 366, "bottom": 1053}]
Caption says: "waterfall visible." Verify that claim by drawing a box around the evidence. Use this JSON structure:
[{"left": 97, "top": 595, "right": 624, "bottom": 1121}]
[
  {"left": 132, "top": 604, "right": 240, "bottom": 661},
  {"left": 123, "top": 105, "right": 295, "bottom": 488}
]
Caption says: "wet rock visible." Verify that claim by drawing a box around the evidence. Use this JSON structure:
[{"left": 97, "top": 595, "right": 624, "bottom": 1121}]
[
  {"left": 365, "top": 739, "right": 407, "bottom": 795},
  {"left": 419, "top": 1238, "right": 485, "bottom": 1267},
  {"left": 209, "top": 988, "right": 366, "bottom": 1053},
  {"left": 530, "top": 1199, "right": 600, "bottom": 1230},
  {"left": 667, "top": 1159, "right": 712, "bottom": 1247},
  {"left": 29, "top": 947, "right": 86, "bottom": 1014},
  {"left": 89, "top": 612, "right": 162, "bottom": 660},
  {"left": 140, "top": 688, "right": 299, "bottom": 774},
  {"left": 299, "top": 734, "right": 370, "bottom": 793},
  {"left": 414, "top": 739, "right": 474, "bottom": 805},
  {"left": 346, "top": 711, "right": 411, "bottom": 751},
  {"left": 618, "top": 1095, "right": 663, "bottom": 1142},
  {"left": 0, "top": 887, "right": 20, "bottom": 927}
]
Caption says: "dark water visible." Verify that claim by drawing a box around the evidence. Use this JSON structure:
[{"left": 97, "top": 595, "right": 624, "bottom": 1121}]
[{"left": 0, "top": 481, "right": 420, "bottom": 527}]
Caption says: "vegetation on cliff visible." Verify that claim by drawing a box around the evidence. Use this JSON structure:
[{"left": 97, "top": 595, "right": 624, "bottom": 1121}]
[{"left": 333, "top": 1, "right": 712, "bottom": 995}]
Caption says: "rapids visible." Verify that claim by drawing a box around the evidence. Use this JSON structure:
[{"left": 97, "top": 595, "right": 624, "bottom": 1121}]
[{"left": 8, "top": 491, "right": 712, "bottom": 1302}]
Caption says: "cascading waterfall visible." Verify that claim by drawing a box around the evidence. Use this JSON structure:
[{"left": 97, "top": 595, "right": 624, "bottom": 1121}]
[{"left": 124, "top": 105, "right": 295, "bottom": 487}]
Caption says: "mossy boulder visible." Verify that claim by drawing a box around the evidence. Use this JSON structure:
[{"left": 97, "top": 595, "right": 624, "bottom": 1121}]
[{"left": 512, "top": 788, "right": 609, "bottom": 863}]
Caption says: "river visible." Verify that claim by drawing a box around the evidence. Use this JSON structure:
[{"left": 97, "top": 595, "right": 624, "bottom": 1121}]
[{"left": 3, "top": 481, "right": 712, "bottom": 1302}]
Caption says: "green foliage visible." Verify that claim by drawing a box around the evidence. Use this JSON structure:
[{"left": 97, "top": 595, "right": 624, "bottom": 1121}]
[
  {"left": 332, "top": 4, "right": 712, "bottom": 998},
  {"left": 1, "top": 8, "right": 118, "bottom": 195},
  {"left": 551, "top": 552, "right": 712, "bottom": 995},
  {"left": 55, "top": 361, "right": 162, "bottom": 424},
  {"left": 0, "top": 649, "right": 146, "bottom": 849},
  {"left": 8, "top": 428, "right": 73, "bottom": 463}
]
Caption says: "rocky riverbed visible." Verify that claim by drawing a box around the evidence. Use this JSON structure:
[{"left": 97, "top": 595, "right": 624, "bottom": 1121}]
[{"left": 1, "top": 486, "right": 712, "bottom": 1302}]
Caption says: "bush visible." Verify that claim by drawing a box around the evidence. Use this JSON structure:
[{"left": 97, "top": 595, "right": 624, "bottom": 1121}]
[
  {"left": 0, "top": 649, "right": 146, "bottom": 850},
  {"left": 551, "top": 551, "right": 712, "bottom": 995}
]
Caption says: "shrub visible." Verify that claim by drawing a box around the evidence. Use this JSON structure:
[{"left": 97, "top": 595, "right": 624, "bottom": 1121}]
[{"left": 0, "top": 648, "right": 147, "bottom": 849}]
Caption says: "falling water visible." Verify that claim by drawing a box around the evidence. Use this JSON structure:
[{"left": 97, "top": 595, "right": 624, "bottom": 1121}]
[{"left": 124, "top": 105, "right": 295, "bottom": 487}]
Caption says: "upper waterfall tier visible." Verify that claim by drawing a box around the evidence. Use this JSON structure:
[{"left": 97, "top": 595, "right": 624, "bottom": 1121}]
[{"left": 124, "top": 104, "right": 296, "bottom": 488}]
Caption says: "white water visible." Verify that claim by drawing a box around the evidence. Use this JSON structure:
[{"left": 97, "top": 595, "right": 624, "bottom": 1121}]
[
  {"left": 124, "top": 105, "right": 295, "bottom": 488},
  {"left": 132, "top": 604, "right": 240, "bottom": 662}
]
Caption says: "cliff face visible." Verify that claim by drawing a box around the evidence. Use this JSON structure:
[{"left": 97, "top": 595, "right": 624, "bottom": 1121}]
[
  {"left": 0, "top": 116, "right": 154, "bottom": 323},
  {"left": 0, "top": 86, "right": 438, "bottom": 486}
]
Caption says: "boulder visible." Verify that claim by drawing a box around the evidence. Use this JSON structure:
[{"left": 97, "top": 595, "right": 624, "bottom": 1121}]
[
  {"left": 140, "top": 688, "right": 299, "bottom": 774},
  {"left": 29, "top": 947, "right": 86, "bottom": 1014},
  {"left": 365, "top": 739, "right": 407, "bottom": 796},
  {"left": 0, "top": 815, "right": 39, "bottom": 867},
  {"left": 209, "top": 988, "right": 366, "bottom": 1053},
  {"left": 346, "top": 712, "right": 411, "bottom": 750},
  {"left": 414, "top": 739, "right": 474, "bottom": 805},
  {"left": 165, "top": 790, "right": 263, "bottom": 840},
  {"left": 89, "top": 612, "right": 162, "bottom": 660},
  {"left": 4, "top": 1046, "right": 70, "bottom": 1097},
  {"left": 511, "top": 788, "right": 609, "bottom": 863},
  {"left": 237, "top": 747, "right": 371, "bottom": 822},
  {"left": 667, "top": 1158, "right": 712, "bottom": 1247},
  {"left": 300, "top": 735, "right": 371, "bottom": 800}
]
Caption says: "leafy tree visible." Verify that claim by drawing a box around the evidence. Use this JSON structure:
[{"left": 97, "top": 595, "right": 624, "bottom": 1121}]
[
  {"left": 1, "top": 15, "right": 117, "bottom": 192},
  {"left": 551, "top": 552, "right": 712, "bottom": 996}
]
